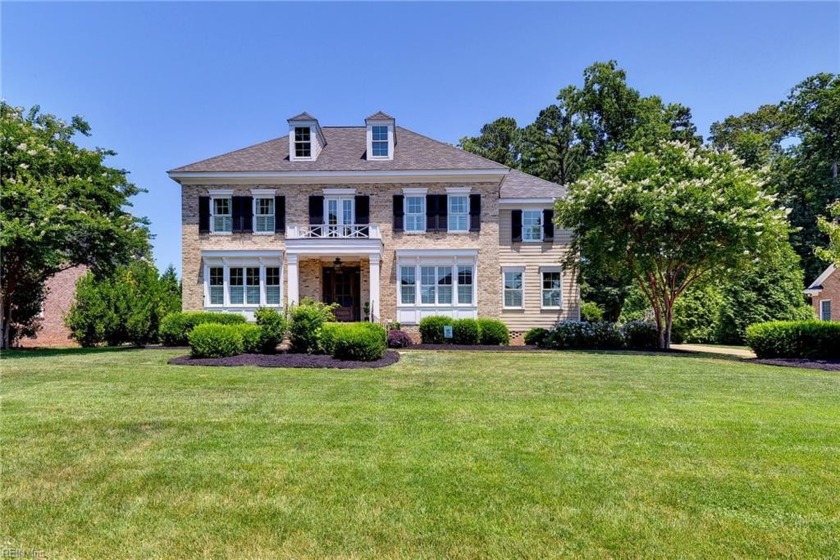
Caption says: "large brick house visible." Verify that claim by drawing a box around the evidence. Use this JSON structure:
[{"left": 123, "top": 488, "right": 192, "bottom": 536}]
[
  {"left": 19, "top": 266, "right": 86, "bottom": 347},
  {"left": 168, "top": 112, "right": 579, "bottom": 335},
  {"left": 804, "top": 264, "right": 840, "bottom": 320}
]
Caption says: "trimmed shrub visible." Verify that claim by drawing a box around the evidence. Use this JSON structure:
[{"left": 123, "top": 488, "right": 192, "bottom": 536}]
[
  {"left": 746, "top": 320, "right": 840, "bottom": 359},
  {"left": 524, "top": 327, "right": 550, "bottom": 347},
  {"left": 254, "top": 307, "right": 286, "bottom": 354},
  {"left": 580, "top": 301, "right": 604, "bottom": 323},
  {"left": 289, "top": 300, "right": 336, "bottom": 354},
  {"left": 544, "top": 321, "right": 622, "bottom": 350},
  {"left": 387, "top": 330, "right": 413, "bottom": 348},
  {"left": 453, "top": 318, "right": 480, "bottom": 345},
  {"left": 160, "top": 311, "right": 246, "bottom": 346},
  {"left": 188, "top": 323, "right": 244, "bottom": 358},
  {"left": 477, "top": 318, "right": 510, "bottom": 346},
  {"left": 621, "top": 321, "right": 658, "bottom": 350},
  {"left": 233, "top": 323, "right": 262, "bottom": 354},
  {"left": 332, "top": 323, "right": 387, "bottom": 361},
  {"left": 319, "top": 322, "right": 342, "bottom": 356},
  {"left": 419, "top": 315, "right": 456, "bottom": 344}
]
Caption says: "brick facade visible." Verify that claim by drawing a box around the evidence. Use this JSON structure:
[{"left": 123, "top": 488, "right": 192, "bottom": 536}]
[
  {"left": 19, "top": 266, "right": 86, "bottom": 348},
  {"left": 808, "top": 266, "right": 840, "bottom": 320}
]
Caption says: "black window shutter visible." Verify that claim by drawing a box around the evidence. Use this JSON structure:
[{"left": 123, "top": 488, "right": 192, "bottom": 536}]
[
  {"left": 543, "top": 209, "right": 555, "bottom": 242},
  {"left": 469, "top": 194, "right": 481, "bottom": 232},
  {"left": 198, "top": 196, "right": 210, "bottom": 233},
  {"left": 355, "top": 195, "right": 370, "bottom": 225},
  {"left": 309, "top": 195, "right": 324, "bottom": 225},
  {"left": 393, "top": 195, "right": 404, "bottom": 232},
  {"left": 275, "top": 196, "right": 286, "bottom": 232},
  {"left": 242, "top": 196, "right": 253, "bottom": 233},
  {"left": 425, "top": 194, "right": 437, "bottom": 232},
  {"left": 436, "top": 194, "right": 448, "bottom": 232},
  {"left": 512, "top": 210, "right": 523, "bottom": 242}
]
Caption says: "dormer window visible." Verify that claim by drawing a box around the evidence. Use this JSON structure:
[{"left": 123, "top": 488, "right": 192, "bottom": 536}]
[
  {"left": 294, "top": 127, "right": 312, "bottom": 158},
  {"left": 372, "top": 126, "right": 389, "bottom": 157}
]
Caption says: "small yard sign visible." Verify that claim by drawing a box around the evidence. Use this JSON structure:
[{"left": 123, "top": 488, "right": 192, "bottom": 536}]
[{"left": 443, "top": 325, "right": 453, "bottom": 339}]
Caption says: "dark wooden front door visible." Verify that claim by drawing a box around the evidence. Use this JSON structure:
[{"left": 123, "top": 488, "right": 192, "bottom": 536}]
[{"left": 323, "top": 266, "right": 360, "bottom": 322}]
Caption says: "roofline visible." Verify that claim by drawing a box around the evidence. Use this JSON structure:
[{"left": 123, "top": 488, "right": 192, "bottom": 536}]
[
  {"left": 168, "top": 168, "right": 510, "bottom": 181},
  {"left": 498, "top": 198, "right": 557, "bottom": 205},
  {"left": 803, "top": 288, "right": 822, "bottom": 296},
  {"left": 807, "top": 263, "right": 837, "bottom": 290}
]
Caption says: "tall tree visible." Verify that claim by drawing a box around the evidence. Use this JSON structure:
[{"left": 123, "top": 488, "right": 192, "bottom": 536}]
[
  {"left": 518, "top": 103, "right": 583, "bottom": 186},
  {"left": 556, "top": 141, "right": 790, "bottom": 349},
  {"left": 457, "top": 117, "right": 521, "bottom": 168},
  {"left": 0, "top": 102, "right": 149, "bottom": 348}
]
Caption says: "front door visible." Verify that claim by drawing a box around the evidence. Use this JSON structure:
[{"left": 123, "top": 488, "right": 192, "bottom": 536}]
[{"left": 323, "top": 266, "right": 361, "bottom": 322}]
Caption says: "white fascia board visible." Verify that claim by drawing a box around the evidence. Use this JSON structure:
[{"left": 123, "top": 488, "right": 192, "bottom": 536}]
[
  {"left": 498, "top": 198, "right": 555, "bottom": 207},
  {"left": 169, "top": 168, "right": 509, "bottom": 185},
  {"left": 395, "top": 249, "right": 479, "bottom": 259},
  {"left": 285, "top": 239, "right": 383, "bottom": 256},
  {"left": 202, "top": 250, "right": 283, "bottom": 259}
]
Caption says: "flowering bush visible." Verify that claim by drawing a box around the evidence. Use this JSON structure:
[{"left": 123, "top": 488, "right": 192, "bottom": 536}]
[
  {"left": 544, "top": 321, "right": 622, "bottom": 350},
  {"left": 387, "top": 330, "right": 413, "bottom": 348},
  {"left": 621, "top": 321, "right": 658, "bottom": 350}
]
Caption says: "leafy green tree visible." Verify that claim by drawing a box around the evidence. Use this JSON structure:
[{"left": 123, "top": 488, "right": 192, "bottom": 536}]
[
  {"left": 670, "top": 282, "right": 724, "bottom": 344},
  {"left": 518, "top": 103, "right": 584, "bottom": 186},
  {"left": 556, "top": 141, "right": 790, "bottom": 349},
  {"left": 458, "top": 117, "right": 521, "bottom": 168},
  {"left": 65, "top": 260, "right": 181, "bottom": 347},
  {"left": 0, "top": 102, "right": 149, "bottom": 348}
]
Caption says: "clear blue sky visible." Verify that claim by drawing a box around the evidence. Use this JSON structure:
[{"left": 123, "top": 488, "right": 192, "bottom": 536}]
[{"left": 3, "top": 2, "right": 838, "bottom": 276}]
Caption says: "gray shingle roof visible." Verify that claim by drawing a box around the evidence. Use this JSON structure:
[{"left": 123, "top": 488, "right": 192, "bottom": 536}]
[
  {"left": 365, "top": 111, "right": 394, "bottom": 121},
  {"left": 499, "top": 170, "right": 566, "bottom": 199},
  {"left": 287, "top": 112, "right": 319, "bottom": 122},
  {"left": 169, "top": 126, "right": 509, "bottom": 173}
]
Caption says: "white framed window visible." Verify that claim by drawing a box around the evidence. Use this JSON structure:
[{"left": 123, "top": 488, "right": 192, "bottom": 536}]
[
  {"left": 254, "top": 197, "right": 275, "bottom": 233},
  {"left": 294, "top": 127, "right": 312, "bottom": 158},
  {"left": 503, "top": 268, "right": 524, "bottom": 309},
  {"left": 266, "top": 267, "right": 281, "bottom": 305},
  {"left": 821, "top": 299, "right": 832, "bottom": 321},
  {"left": 229, "top": 267, "right": 261, "bottom": 305},
  {"left": 457, "top": 266, "right": 473, "bottom": 305},
  {"left": 405, "top": 196, "right": 426, "bottom": 232},
  {"left": 325, "top": 196, "right": 355, "bottom": 236},
  {"left": 203, "top": 253, "right": 283, "bottom": 309},
  {"left": 400, "top": 266, "right": 416, "bottom": 304},
  {"left": 371, "top": 125, "right": 389, "bottom": 157},
  {"left": 522, "top": 210, "right": 542, "bottom": 242},
  {"left": 541, "top": 269, "right": 562, "bottom": 308},
  {"left": 209, "top": 267, "right": 224, "bottom": 305},
  {"left": 399, "top": 262, "right": 476, "bottom": 307},
  {"left": 448, "top": 195, "right": 469, "bottom": 232},
  {"left": 211, "top": 197, "right": 232, "bottom": 233}
]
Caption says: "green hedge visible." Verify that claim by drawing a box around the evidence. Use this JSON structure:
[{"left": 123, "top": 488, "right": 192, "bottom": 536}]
[
  {"left": 746, "top": 320, "right": 840, "bottom": 359},
  {"left": 329, "top": 323, "right": 387, "bottom": 361},
  {"left": 543, "top": 321, "right": 623, "bottom": 349},
  {"left": 524, "top": 327, "right": 549, "bottom": 347},
  {"left": 477, "top": 318, "right": 510, "bottom": 346},
  {"left": 289, "top": 300, "right": 336, "bottom": 354},
  {"left": 254, "top": 307, "right": 286, "bottom": 354},
  {"left": 160, "top": 311, "right": 246, "bottom": 346},
  {"left": 419, "top": 316, "right": 455, "bottom": 344},
  {"left": 452, "top": 319, "right": 480, "bottom": 345},
  {"left": 188, "top": 323, "right": 244, "bottom": 358},
  {"left": 233, "top": 324, "right": 262, "bottom": 354}
]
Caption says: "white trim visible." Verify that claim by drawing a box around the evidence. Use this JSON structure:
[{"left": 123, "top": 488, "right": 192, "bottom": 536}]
[
  {"left": 208, "top": 188, "right": 234, "bottom": 196},
  {"left": 820, "top": 299, "right": 832, "bottom": 321},
  {"left": 170, "top": 169, "right": 509, "bottom": 180},
  {"left": 806, "top": 264, "right": 837, "bottom": 291},
  {"left": 522, "top": 209, "right": 543, "bottom": 243},
  {"left": 404, "top": 194, "right": 426, "bottom": 233},
  {"left": 202, "top": 250, "right": 282, "bottom": 259},
  {"left": 285, "top": 238, "right": 383, "bottom": 257},
  {"left": 402, "top": 187, "right": 429, "bottom": 195},
  {"left": 251, "top": 188, "right": 276, "bottom": 196},
  {"left": 540, "top": 267, "right": 563, "bottom": 310},
  {"left": 445, "top": 186, "right": 472, "bottom": 194},
  {"left": 323, "top": 188, "right": 357, "bottom": 196},
  {"left": 501, "top": 266, "right": 525, "bottom": 310},
  {"left": 395, "top": 249, "right": 478, "bottom": 259},
  {"left": 499, "top": 198, "right": 555, "bottom": 206},
  {"left": 252, "top": 195, "right": 276, "bottom": 234},
  {"left": 367, "top": 123, "right": 395, "bottom": 161},
  {"left": 447, "top": 193, "right": 470, "bottom": 233}
]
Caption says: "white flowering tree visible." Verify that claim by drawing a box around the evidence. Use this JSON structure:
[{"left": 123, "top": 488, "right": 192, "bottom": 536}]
[
  {"left": 0, "top": 102, "right": 149, "bottom": 348},
  {"left": 555, "top": 141, "right": 791, "bottom": 349}
]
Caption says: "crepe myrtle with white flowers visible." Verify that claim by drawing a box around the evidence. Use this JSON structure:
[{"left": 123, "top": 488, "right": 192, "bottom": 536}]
[{"left": 555, "top": 141, "right": 792, "bottom": 349}]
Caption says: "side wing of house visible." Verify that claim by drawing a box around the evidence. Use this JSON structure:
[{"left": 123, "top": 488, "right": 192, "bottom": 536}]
[{"left": 805, "top": 264, "right": 839, "bottom": 320}]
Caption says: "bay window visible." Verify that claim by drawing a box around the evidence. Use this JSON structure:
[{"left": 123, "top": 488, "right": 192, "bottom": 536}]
[
  {"left": 399, "top": 262, "right": 476, "bottom": 307},
  {"left": 203, "top": 252, "right": 283, "bottom": 309}
]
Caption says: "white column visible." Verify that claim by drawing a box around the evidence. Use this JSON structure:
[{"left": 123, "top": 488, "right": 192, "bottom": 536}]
[
  {"left": 287, "top": 254, "right": 299, "bottom": 307},
  {"left": 369, "top": 254, "right": 381, "bottom": 322}
]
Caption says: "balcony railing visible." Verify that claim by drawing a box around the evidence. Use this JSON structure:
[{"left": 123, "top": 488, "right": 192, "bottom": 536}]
[{"left": 286, "top": 224, "right": 382, "bottom": 240}]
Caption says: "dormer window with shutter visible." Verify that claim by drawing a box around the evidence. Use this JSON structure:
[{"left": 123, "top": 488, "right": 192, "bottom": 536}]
[{"left": 365, "top": 111, "right": 395, "bottom": 161}]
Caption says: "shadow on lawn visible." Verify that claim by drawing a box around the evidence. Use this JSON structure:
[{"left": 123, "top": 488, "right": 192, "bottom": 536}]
[{"left": 0, "top": 346, "right": 142, "bottom": 360}]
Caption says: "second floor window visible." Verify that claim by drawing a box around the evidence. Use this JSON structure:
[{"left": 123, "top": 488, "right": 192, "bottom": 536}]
[
  {"left": 212, "top": 197, "right": 232, "bottom": 233},
  {"left": 522, "top": 210, "right": 542, "bottom": 242},
  {"left": 448, "top": 195, "right": 469, "bottom": 232},
  {"left": 405, "top": 196, "right": 426, "bottom": 232},
  {"left": 295, "top": 127, "right": 311, "bottom": 158},
  {"left": 255, "top": 198, "right": 275, "bottom": 232},
  {"left": 372, "top": 126, "right": 389, "bottom": 157}
]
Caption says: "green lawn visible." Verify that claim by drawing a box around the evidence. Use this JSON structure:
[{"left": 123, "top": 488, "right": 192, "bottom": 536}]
[{"left": 2, "top": 348, "right": 838, "bottom": 558}]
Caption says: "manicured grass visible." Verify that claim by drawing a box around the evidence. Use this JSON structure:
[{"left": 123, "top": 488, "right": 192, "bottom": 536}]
[{"left": 2, "top": 348, "right": 839, "bottom": 558}]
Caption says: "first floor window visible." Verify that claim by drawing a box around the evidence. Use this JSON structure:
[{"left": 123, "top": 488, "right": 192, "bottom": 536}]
[
  {"left": 400, "top": 262, "right": 476, "bottom": 307},
  {"left": 448, "top": 195, "right": 469, "bottom": 232},
  {"left": 209, "top": 267, "right": 224, "bottom": 305},
  {"left": 212, "top": 197, "right": 232, "bottom": 233},
  {"left": 504, "top": 270, "right": 523, "bottom": 308},
  {"left": 542, "top": 270, "right": 562, "bottom": 308},
  {"left": 523, "top": 210, "right": 542, "bottom": 242},
  {"left": 255, "top": 198, "right": 275, "bottom": 232},
  {"left": 821, "top": 300, "right": 832, "bottom": 321},
  {"left": 405, "top": 196, "right": 426, "bottom": 232},
  {"left": 266, "top": 267, "right": 281, "bottom": 305}
]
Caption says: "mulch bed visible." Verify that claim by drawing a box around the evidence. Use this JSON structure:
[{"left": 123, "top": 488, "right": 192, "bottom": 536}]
[
  {"left": 407, "top": 344, "right": 542, "bottom": 351},
  {"left": 754, "top": 358, "right": 840, "bottom": 372},
  {"left": 168, "top": 350, "right": 400, "bottom": 369}
]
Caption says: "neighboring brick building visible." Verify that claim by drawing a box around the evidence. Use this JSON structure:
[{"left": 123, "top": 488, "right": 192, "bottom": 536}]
[
  {"left": 168, "top": 112, "right": 580, "bottom": 336},
  {"left": 804, "top": 264, "right": 840, "bottom": 320},
  {"left": 19, "top": 266, "right": 86, "bottom": 347}
]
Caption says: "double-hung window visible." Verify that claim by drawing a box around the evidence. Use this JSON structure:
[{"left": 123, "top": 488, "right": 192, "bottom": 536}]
[
  {"left": 229, "top": 267, "right": 261, "bottom": 305},
  {"left": 821, "top": 300, "right": 832, "bottom": 321},
  {"left": 542, "top": 269, "right": 562, "bottom": 308},
  {"left": 266, "top": 267, "right": 281, "bottom": 305},
  {"left": 212, "top": 197, "right": 232, "bottom": 233},
  {"left": 209, "top": 267, "right": 224, "bottom": 305},
  {"left": 457, "top": 266, "right": 473, "bottom": 304},
  {"left": 448, "top": 195, "right": 469, "bottom": 232},
  {"left": 503, "top": 269, "right": 523, "bottom": 308},
  {"left": 405, "top": 196, "right": 426, "bottom": 232},
  {"left": 420, "top": 266, "right": 437, "bottom": 304},
  {"left": 522, "top": 210, "right": 542, "bottom": 242},
  {"left": 204, "top": 255, "right": 283, "bottom": 309},
  {"left": 294, "top": 127, "right": 312, "bottom": 158},
  {"left": 400, "top": 266, "right": 416, "bottom": 304},
  {"left": 254, "top": 198, "right": 275, "bottom": 233},
  {"left": 371, "top": 125, "right": 389, "bottom": 157}
]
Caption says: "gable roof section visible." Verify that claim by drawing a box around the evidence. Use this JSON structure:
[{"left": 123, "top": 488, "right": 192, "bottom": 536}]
[
  {"left": 365, "top": 111, "right": 394, "bottom": 121},
  {"left": 804, "top": 264, "right": 837, "bottom": 295},
  {"left": 499, "top": 170, "right": 566, "bottom": 199},
  {"left": 169, "top": 126, "right": 508, "bottom": 174},
  {"left": 287, "top": 112, "right": 319, "bottom": 122}
]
